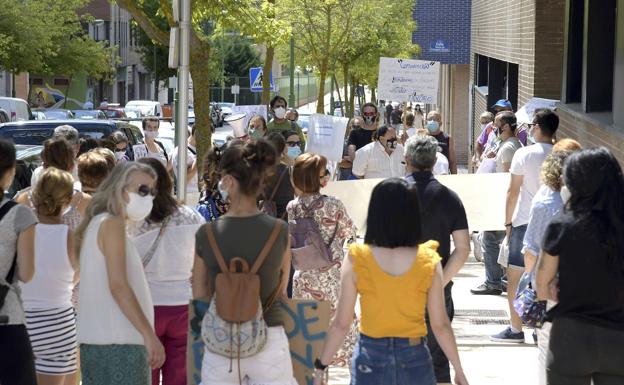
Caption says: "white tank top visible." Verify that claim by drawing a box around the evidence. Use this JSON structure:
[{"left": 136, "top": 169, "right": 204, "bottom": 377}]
[
  {"left": 21, "top": 224, "right": 74, "bottom": 309},
  {"left": 77, "top": 213, "right": 154, "bottom": 345}
]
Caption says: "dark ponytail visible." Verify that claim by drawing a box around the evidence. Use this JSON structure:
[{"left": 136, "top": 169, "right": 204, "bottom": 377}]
[{"left": 220, "top": 138, "right": 278, "bottom": 196}]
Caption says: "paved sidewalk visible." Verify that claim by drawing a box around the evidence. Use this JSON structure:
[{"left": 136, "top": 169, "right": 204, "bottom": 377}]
[{"left": 327, "top": 256, "right": 541, "bottom": 384}]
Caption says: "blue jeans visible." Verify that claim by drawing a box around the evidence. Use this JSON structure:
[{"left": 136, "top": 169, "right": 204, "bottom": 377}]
[
  {"left": 483, "top": 231, "right": 505, "bottom": 289},
  {"left": 338, "top": 167, "right": 353, "bottom": 180},
  {"left": 351, "top": 334, "right": 435, "bottom": 385},
  {"left": 509, "top": 225, "right": 528, "bottom": 269}
]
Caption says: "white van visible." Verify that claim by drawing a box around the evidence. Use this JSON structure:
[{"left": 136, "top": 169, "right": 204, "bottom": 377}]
[
  {"left": 0, "top": 97, "right": 32, "bottom": 121},
  {"left": 125, "top": 100, "right": 163, "bottom": 117}
]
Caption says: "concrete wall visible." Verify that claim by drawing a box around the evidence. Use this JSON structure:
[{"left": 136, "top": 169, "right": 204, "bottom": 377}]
[{"left": 451, "top": 64, "right": 470, "bottom": 164}]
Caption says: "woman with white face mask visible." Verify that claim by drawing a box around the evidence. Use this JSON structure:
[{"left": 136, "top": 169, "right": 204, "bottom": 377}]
[
  {"left": 138, "top": 117, "right": 172, "bottom": 171},
  {"left": 74, "top": 162, "right": 165, "bottom": 385}
]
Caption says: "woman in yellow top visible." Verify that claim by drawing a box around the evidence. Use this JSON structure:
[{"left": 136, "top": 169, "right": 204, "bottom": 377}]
[{"left": 313, "top": 178, "right": 468, "bottom": 385}]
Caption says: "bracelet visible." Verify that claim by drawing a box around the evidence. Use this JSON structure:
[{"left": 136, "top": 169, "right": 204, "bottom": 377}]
[
  {"left": 314, "top": 358, "right": 328, "bottom": 371},
  {"left": 505, "top": 223, "right": 512, "bottom": 227}
]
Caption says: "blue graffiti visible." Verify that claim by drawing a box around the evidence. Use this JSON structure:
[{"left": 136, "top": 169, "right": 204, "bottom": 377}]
[{"left": 282, "top": 302, "right": 327, "bottom": 341}]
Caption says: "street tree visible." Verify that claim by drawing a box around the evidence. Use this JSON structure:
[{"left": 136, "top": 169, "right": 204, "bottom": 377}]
[
  {"left": 0, "top": 0, "right": 114, "bottom": 80},
  {"left": 279, "top": 0, "right": 357, "bottom": 113}
]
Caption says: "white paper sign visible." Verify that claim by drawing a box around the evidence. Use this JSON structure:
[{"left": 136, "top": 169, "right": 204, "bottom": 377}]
[
  {"left": 515, "top": 97, "right": 559, "bottom": 124},
  {"left": 232, "top": 105, "right": 268, "bottom": 131},
  {"left": 132, "top": 144, "right": 148, "bottom": 159},
  {"left": 377, "top": 57, "right": 440, "bottom": 104},
  {"left": 305, "top": 114, "right": 349, "bottom": 162}
]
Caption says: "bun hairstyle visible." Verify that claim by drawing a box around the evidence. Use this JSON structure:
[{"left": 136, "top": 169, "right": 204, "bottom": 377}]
[
  {"left": 220, "top": 138, "right": 278, "bottom": 196},
  {"left": 32, "top": 167, "right": 74, "bottom": 217}
]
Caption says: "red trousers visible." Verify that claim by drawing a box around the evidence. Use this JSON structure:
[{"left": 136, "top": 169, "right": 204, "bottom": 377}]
[{"left": 152, "top": 305, "right": 188, "bottom": 385}]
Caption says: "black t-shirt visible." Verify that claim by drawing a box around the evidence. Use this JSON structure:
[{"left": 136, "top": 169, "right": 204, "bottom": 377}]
[
  {"left": 261, "top": 163, "right": 294, "bottom": 219},
  {"left": 347, "top": 128, "right": 375, "bottom": 151},
  {"left": 390, "top": 109, "right": 403, "bottom": 125},
  {"left": 542, "top": 212, "right": 624, "bottom": 330},
  {"left": 406, "top": 171, "right": 468, "bottom": 267},
  {"left": 432, "top": 132, "right": 450, "bottom": 160}
]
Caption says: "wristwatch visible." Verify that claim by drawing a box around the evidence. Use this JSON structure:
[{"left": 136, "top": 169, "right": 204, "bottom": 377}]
[{"left": 314, "top": 358, "right": 328, "bottom": 371}]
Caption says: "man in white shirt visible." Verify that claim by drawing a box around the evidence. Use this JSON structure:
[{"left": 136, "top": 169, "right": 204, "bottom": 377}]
[
  {"left": 491, "top": 108, "right": 558, "bottom": 343},
  {"left": 352, "top": 125, "right": 404, "bottom": 179},
  {"left": 172, "top": 125, "right": 198, "bottom": 196}
]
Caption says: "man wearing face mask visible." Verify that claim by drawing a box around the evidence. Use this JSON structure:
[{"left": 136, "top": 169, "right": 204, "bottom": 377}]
[
  {"left": 425, "top": 111, "right": 457, "bottom": 174},
  {"left": 135, "top": 117, "right": 172, "bottom": 171},
  {"left": 352, "top": 125, "right": 404, "bottom": 179},
  {"left": 338, "top": 117, "right": 364, "bottom": 180},
  {"left": 346, "top": 103, "right": 379, "bottom": 165},
  {"left": 267, "top": 95, "right": 306, "bottom": 151}
]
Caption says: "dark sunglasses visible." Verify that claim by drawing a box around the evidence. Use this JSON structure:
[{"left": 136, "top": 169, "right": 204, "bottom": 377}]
[
  {"left": 137, "top": 184, "right": 157, "bottom": 197},
  {"left": 286, "top": 141, "right": 301, "bottom": 147}
]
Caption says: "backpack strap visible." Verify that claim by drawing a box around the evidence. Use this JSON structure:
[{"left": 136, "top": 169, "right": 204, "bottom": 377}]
[
  {"left": 267, "top": 167, "right": 288, "bottom": 201},
  {"left": 205, "top": 223, "right": 229, "bottom": 273},
  {"left": 250, "top": 221, "right": 282, "bottom": 274}
]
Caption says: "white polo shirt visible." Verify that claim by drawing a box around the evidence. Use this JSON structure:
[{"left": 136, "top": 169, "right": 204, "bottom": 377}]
[{"left": 352, "top": 141, "right": 405, "bottom": 179}]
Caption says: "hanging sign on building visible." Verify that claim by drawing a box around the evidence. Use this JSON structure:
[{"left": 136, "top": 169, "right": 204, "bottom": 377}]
[{"left": 377, "top": 57, "right": 440, "bottom": 104}]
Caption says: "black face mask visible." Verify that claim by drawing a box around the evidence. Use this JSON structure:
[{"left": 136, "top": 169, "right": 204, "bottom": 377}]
[
  {"left": 386, "top": 139, "right": 397, "bottom": 149},
  {"left": 352, "top": 125, "right": 362, "bottom": 130}
]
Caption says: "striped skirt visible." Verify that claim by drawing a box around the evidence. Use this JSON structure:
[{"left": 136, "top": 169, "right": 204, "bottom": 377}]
[{"left": 24, "top": 307, "right": 78, "bottom": 375}]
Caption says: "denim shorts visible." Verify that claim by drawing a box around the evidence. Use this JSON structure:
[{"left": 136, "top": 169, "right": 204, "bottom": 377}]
[
  {"left": 508, "top": 224, "right": 528, "bottom": 269},
  {"left": 351, "top": 334, "right": 435, "bottom": 385}
]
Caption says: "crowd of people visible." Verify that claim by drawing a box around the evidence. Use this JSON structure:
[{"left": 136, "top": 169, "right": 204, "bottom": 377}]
[{"left": 0, "top": 93, "right": 623, "bottom": 385}]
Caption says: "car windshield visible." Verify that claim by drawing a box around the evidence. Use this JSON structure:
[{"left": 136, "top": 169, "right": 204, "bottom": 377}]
[
  {"left": 44, "top": 110, "right": 71, "bottom": 119},
  {"left": 1, "top": 128, "right": 106, "bottom": 145},
  {"left": 73, "top": 110, "right": 101, "bottom": 119},
  {"left": 102, "top": 109, "right": 123, "bottom": 118}
]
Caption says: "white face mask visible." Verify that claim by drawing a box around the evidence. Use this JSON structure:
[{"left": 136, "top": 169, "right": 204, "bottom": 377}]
[
  {"left": 126, "top": 192, "right": 154, "bottom": 221},
  {"left": 560, "top": 185, "right": 571, "bottom": 205},
  {"left": 274, "top": 107, "right": 286, "bottom": 119},
  {"left": 144, "top": 130, "right": 159, "bottom": 139},
  {"left": 115, "top": 151, "right": 126, "bottom": 160}
]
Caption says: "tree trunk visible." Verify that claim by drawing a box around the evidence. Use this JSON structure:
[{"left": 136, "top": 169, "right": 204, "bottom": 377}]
[
  {"left": 333, "top": 74, "right": 343, "bottom": 117},
  {"left": 190, "top": 40, "right": 212, "bottom": 179},
  {"left": 349, "top": 75, "right": 356, "bottom": 118},
  {"left": 342, "top": 63, "right": 349, "bottom": 117},
  {"left": 371, "top": 87, "right": 376, "bottom": 104},
  {"left": 316, "top": 57, "right": 329, "bottom": 114},
  {"left": 262, "top": 46, "right": 274, "bottom": 107}
]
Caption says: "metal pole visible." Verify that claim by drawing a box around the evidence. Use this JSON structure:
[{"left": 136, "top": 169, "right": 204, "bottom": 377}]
[
  {"left": 176, "top": 0, "right": 190, "bottom": 202},
  {"left": 288, "top": 35, "right": 296, "bottom": 107}
]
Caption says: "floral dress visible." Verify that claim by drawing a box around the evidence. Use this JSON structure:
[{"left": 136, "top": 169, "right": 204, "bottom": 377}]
[{"left": 286, "top": 193, "right": 358, "bottom": 367}]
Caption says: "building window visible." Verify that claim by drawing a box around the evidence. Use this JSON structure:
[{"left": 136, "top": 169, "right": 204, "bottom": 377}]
[
  {"left": 563, "top": 0, "right": 616, "bottom": 113},
  {"left": 54, "top": 78, "right": 70, "bottom": 86},
  {"left": 476, "top": 54, "right": 488, "bottom": 87},
  {"left": 32, "top": 78, "right": 43, "bottom": 86}
]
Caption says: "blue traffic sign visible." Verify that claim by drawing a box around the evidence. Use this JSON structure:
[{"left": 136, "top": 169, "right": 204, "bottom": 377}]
[{"left": 249, "top": 67, "right": 274, "bottom": 92}]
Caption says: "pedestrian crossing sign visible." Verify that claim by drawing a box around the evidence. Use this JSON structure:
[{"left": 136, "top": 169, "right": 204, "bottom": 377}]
[{"left": 249, "top": 67, "right": 274, "bottom": 92}]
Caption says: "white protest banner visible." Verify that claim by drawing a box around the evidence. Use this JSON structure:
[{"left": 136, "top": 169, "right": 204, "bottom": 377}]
[
  {"left": 321, "top": 173, "right": 511, "bottom": 236},
  {"left": 305, "top": 114, "right": 348, "bottom": 162},
  {"left": 377, "top": 57, "right": 440, "bottom": 104},
  {"left": 515, "top": 97, "right": 559, "bottom": 124},
  {"left": 132, "top": 144, "right": 148, "bottom": 160},
  {"left": 232, "top": 105, "right": 268, "bottom": 131}
]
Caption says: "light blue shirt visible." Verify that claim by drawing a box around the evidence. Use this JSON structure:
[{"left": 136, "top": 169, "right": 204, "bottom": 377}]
[{"left": 522, "top": 185, "right": 564, "bottom": 257}]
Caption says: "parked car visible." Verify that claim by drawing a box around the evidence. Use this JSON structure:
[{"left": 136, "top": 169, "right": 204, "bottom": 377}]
[
  {"left": 97, "top": 107, "right": 127, "bottom": 119},
  {"left": 72, "top": 109, "right": 107, "bottom": 120},
  {"left": 41, "top": 109, "right": 75, "bottom": 120},
  {"left": 0, "top": 97, "right": 33, "bottom": 121},
  {"left": 0, "top": 120, "right": 144, "bottom": 159},
  {"left": 32, "top": 110, "right": 46, "bottom": 120},
  {"left": 216, "top": 102, "right": 234, "bottom": 124},
  {"left": 126, "top": 100, "right": 163, "bottom": 117},
  {"left": 6, "top": 144, "right": 43, "bottom": 198}
]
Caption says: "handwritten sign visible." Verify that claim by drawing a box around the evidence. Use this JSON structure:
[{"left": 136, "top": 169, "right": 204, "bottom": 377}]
[
  {"left": 132, "top": 144, "right": 148, "bottom": 160},
  {"left": 232, "top": 105, "right": 268, "bottom": 131},
  {"left": 186, "top": 298, "right": 330, "bottom": 385},
  {"left": 306, "top": 114, "right": 349, "bottom": 162},
  {"left": 377, "top": 57, "right": 440, "bottom": 104}
]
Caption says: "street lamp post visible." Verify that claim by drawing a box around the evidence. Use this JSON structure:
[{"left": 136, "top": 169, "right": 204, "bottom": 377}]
[
  {"left": 288, "top": 35, "right": 295, "bottom": 107},
  {"left": 176, "top": 0, "right": 190, "bottom": 202}
]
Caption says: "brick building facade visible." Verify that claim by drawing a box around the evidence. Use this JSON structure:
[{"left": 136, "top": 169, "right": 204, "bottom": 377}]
[{"left": 469, "top": 0, "right": 565, "bottom": 161}]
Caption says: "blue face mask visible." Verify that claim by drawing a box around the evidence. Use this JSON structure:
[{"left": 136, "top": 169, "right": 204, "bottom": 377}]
[
  {"left": 426, "top": 120, "right": 440, "bottom": 133},
  {"left": 287, "top": 146, "right": 302, "bottom": 159}
]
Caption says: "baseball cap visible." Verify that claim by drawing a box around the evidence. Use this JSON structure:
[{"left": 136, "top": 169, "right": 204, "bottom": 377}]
[{"left": 492, "top": 99, "right": 513, "bottom": 110}]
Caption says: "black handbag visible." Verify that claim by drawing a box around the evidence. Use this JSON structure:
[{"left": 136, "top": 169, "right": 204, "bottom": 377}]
[{"left": 0, "top": 200, "right": 19, "bottom": 315}]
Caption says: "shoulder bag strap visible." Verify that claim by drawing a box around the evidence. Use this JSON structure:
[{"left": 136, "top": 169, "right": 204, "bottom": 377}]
[
  {"left": 250, "top": 221, "right": 282, "bottom": 274},
  {"left": 0, "top": 201, "right": 19, "bottom": 282},
  {"left": 141, "top": 216, "right": 170, "bottom": 268},
  {"left": 205, "top": 223, "right": 229, "bottom": 273},
  {"left": 268, "top": 167, "right": 288, "bottom": 201}
]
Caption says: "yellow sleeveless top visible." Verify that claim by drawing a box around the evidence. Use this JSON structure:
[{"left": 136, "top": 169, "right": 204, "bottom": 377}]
[{"left": 350, "top": 241, "right": 441, "bottom": 338}]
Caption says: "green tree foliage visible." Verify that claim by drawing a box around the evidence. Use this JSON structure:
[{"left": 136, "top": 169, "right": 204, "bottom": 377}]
[
  {"left": 212, "top": 34, "right": 262, "bottom": 84},
  {"left": 0, "top": 0, "right": 114, "bottom": 79}
]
